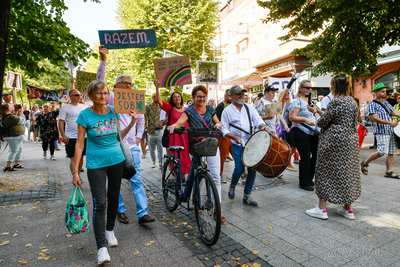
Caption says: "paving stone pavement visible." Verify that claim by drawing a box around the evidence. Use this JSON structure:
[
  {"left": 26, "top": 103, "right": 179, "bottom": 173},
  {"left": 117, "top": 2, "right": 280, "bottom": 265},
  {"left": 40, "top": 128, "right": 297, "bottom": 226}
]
[{"left": 1, "top": 129, "right": 400, "bottom": 266}]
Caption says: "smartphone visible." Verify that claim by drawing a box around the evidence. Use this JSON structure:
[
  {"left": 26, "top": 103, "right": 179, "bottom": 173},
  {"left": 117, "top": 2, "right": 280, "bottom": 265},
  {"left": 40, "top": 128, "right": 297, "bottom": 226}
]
[{"left": 307, "top": 92, "right": 313, "bottom": 105}]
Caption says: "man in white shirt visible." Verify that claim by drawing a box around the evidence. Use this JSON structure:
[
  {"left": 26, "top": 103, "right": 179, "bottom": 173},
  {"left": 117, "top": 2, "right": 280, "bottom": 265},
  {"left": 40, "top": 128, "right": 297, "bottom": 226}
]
[
  {"left": 320, "top": 87, "right": 334, "bottom": 111},
  {"left": 58, "top": 89, "right": 87, "bottom": 177},
  {"left": 221, "top": 86, "right": 267, "bottom": 206},
  {"left": 316, "top": 95, "right": 324, "bottom": 109},
  {"left": 254, "top": 85, "right": 277, "bottom": 134},
  {"left": 97, "top": 45, "right": 155, "bottom": 225}
]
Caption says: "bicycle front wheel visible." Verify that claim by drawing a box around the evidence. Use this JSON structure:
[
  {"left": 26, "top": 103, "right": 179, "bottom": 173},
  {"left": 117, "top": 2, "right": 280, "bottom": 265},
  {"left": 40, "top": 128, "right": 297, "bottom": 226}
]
[
  {"left": 162, "top": 158, "right": 179, "bottom": 211},
  {"left": 194, "top": 172, "right": 221, "bottom": 246}
]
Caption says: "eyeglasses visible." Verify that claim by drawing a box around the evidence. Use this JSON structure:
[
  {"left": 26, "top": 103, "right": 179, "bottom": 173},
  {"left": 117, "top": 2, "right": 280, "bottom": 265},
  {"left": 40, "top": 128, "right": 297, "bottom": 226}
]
[
  {"left": 71, "top": 94, "right": 81, "bottom": 97},
  {"left": 195, "top": 95, "right": 207, "bottom": 99},
  {"left": 303, "top": 87, "right": 313, "bottom": 90},
  {"left": 93, "top": 92, "right": 110, "bottom": 96},
  {"left": 236, "top": 92, "right": 246, "bottom": 96},
  {"left": 118, "top": 81, "right": 133, "bottom": 86}
]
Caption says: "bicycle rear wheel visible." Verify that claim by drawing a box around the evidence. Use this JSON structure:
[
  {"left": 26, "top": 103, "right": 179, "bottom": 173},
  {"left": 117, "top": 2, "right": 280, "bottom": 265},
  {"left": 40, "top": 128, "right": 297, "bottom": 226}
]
[
  {"left": 162, "top": 158, "right": 179, "bottom": 211},
  {"left": 194, "top": 172, "right": 221, "bottom": 246}
]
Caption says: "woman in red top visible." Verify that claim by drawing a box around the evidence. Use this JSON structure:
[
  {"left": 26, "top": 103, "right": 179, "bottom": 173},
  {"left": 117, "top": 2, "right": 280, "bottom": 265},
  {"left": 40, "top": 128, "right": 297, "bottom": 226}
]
[{"left": 154, "top": 80, "right": 191, "bottom": 180}]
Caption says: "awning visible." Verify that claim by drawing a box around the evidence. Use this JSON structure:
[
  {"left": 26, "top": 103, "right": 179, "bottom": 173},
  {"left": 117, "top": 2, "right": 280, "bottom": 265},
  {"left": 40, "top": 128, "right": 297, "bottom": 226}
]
[{"left": 221, "top": 68, "right": 263, "bottom": 87}]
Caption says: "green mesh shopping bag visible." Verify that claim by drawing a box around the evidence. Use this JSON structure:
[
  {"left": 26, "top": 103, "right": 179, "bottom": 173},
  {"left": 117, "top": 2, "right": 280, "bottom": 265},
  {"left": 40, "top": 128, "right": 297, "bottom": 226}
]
[{"left": 65, "top": 186, "right": 90, "bottom": 235}]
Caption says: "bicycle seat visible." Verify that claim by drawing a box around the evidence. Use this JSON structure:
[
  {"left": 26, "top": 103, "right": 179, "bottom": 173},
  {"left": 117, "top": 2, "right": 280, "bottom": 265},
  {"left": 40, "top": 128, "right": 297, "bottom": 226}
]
[{"left": 169, "top": 146, "right": 185, "bottom": 152}]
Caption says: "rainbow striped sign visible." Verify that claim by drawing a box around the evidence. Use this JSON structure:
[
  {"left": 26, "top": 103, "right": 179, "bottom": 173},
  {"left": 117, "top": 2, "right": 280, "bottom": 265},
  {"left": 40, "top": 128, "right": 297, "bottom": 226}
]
[{"left": 153, "top": 56, "right": 192, "bottom": 87}]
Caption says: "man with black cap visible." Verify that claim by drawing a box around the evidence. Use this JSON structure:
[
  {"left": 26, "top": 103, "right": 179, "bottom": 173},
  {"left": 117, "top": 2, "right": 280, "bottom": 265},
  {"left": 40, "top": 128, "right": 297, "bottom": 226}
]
[
  {"left": 2, "top": 92, "right": 14, "bottom": 114},
  {"left": 361, "top": 83, "right": 400, "bottom": 178},
  {"left": 221, "top": 85, "right": 267, "bottom": 206},
  {"left": 254, "top": 85, "right": 278, "bottom": 134}
]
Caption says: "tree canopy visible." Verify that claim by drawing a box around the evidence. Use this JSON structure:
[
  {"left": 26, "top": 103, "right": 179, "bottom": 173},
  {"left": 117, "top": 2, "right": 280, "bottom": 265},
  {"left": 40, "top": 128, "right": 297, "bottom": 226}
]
[
  {"left": 1, "top": 0, "right": 99, "bottom": 94},
  {"left": 85, "top": 0, "right": 221, "bottom": 91},
  {"left": 257, "top": 0, "right": 400, "bottom": 77}
]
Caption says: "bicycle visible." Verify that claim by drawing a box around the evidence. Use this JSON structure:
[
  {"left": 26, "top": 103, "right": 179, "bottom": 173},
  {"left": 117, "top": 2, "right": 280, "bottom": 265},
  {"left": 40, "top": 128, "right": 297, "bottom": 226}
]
[{"left": 161, "top": 127, "right": 222, "bottom": 246}]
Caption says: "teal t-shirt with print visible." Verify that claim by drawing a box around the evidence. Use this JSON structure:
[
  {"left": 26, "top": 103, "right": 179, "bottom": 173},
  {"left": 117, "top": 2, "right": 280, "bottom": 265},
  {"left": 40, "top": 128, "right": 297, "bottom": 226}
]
[{"left": 76, "top": 106, "right": 125, "bottom": 169}]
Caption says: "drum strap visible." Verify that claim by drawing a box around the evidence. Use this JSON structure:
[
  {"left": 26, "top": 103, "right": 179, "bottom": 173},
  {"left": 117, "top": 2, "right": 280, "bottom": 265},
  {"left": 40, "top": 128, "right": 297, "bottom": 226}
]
[
  {"left": 229, "top": 104, "right": 253, "bottom": 135},
  {"left": 372, "top": 99, "right": 392, "bottom": 117}
]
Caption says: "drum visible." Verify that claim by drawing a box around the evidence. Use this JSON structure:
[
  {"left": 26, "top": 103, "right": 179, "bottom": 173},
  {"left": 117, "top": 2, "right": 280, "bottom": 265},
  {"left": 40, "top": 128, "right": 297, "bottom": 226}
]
[
  {"left": 393, "top": 125, "right": 400, "bottom": 149},
  {"left": 242, "top": 130, "right": 291, "bottom": 178},
  {"left": 357, "top": 123, "right": 368, "bottom": 150}
]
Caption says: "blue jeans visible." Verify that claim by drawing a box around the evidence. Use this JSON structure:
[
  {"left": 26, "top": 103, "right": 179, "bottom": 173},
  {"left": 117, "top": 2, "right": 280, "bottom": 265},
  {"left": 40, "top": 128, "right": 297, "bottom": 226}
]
[
  {"left": 118, "top": 146, "right": 148, "bottom": 219},
  {"left": 4, "top": 137, "right": 23, "bottom": 162},
  {"left": 230, "top": 144, "right": 257, "bottom": 197}
]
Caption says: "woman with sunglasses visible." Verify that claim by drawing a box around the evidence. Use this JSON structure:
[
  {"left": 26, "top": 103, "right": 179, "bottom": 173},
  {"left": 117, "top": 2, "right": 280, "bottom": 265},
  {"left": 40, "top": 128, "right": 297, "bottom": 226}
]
[
  {"left": 154, "top": 80, "right": 191, "bottom": 182},
  {"left": 289, "top": 80, "right": 318, "bottom": 191},
  {"left": 167, "top": 85, "right": 227, "bottom": 224}
]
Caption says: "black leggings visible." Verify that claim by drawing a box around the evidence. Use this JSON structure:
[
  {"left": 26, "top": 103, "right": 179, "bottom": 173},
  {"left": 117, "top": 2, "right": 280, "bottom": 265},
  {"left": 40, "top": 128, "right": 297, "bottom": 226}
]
[
  {"left": 87, "top": 161, "right": 125, "bottom": 249},
  {"left": 290, "top": 127, "right": 318, "bottom": 187},
  {"left": 42, "top": 138, "right": 56, "bottom": 155}
]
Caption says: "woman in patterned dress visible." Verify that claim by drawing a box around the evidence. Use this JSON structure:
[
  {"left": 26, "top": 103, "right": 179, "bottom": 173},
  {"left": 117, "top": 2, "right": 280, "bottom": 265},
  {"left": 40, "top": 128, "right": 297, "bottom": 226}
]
[
  {"left": 36, "top": 104, "right": 59, "bottom": 160},
  {"left": 306, "top": 74, "right": 361, "bottom": 220}
]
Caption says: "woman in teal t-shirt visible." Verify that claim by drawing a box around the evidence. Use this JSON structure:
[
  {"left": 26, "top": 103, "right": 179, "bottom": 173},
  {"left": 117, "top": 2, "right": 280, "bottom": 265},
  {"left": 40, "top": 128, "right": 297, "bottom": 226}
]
[{"left": 72, "top": 80, "right": 137, "bottom": 265}]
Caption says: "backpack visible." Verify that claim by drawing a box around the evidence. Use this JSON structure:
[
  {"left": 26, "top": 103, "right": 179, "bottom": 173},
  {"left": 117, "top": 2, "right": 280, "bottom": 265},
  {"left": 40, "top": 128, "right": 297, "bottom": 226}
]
[{"left": 0, "top": 115, "right": 15, "bottom": 141}]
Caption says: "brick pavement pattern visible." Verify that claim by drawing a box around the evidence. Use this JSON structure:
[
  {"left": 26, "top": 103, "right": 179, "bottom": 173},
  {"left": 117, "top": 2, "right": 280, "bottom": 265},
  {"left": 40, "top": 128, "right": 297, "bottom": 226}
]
[{"left": 1, "top": 129, "right": 400, "bottom": 266}]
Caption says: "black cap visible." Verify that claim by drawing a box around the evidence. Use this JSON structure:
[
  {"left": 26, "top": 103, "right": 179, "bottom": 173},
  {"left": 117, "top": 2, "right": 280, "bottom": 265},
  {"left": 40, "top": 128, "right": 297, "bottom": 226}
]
[
  {"left": 257, "top": 92, "right": 264, "bottom": 98},
  {"left": 264, "top": 86, "right": 279, "bottom": 93}
]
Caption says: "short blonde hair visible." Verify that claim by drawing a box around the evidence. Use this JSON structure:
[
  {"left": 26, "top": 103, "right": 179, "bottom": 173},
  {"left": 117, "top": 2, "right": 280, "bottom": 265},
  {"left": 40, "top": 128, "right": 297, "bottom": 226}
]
[{"left": 87, "top": 80, "right": 108, "bottom": 96}]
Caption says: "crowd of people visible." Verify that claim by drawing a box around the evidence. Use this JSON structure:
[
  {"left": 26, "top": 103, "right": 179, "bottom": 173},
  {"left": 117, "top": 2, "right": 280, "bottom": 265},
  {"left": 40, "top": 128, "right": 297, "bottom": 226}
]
[{"left": 2, "top": 45, "right": 399, "bottom": 265}]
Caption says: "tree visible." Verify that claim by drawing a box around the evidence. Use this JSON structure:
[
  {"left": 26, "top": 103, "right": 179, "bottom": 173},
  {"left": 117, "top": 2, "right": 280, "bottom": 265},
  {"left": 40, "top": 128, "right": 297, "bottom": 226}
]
[
  {"left": 1, "top": 0, "right": 99, "bottom": 96},
  {"left": 257, "top": 0, "right": 400, "bottom": 77},
  {"left": 85, "top": 0, "right": 220, "bottom": 92}
]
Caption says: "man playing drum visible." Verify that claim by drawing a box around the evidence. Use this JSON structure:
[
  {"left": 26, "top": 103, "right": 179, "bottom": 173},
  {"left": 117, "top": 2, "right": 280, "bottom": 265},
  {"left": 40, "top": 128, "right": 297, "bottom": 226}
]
[
  {"left": 221, "top": 85, "right": 267, "bottom": 206},
  {"left": 361, "top": 83, "right": 400, "bottom": 178}
]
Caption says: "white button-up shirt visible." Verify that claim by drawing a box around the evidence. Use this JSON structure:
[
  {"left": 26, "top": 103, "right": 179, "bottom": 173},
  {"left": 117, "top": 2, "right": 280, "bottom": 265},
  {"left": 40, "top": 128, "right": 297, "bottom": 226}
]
[{"left": 221, "top": 103, "right": 265, "bottom": 145}]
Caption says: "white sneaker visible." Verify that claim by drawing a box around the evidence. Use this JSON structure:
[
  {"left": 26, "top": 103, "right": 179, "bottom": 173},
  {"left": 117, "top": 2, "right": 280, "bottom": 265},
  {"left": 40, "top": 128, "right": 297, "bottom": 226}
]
[
  {"left": 50, "top": 155, "right": 56, "bottom": 161},
  {"left": 97, "top": 247, "right": 110, "bottom": 265},
  {"left": 43, "top": 152, "right": 47, "bottom": 159},
  {"left": 105, "top": 230, "right": 118, "bottom": 247},
  {"left": 151, "top": 162, "right": 156, "bottom": 168},
  {"left": 306, "top": 207, "right": 328, "bottom": 220},
  {"left": 337, "top": 207, "right": 355, "bottom": 220}
]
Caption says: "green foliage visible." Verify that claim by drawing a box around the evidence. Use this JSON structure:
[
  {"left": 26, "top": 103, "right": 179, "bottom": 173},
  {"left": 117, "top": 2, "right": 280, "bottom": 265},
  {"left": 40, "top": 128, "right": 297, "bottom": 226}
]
[
  {"left": 258, "top": 0, "right": 400, "bottom": 77},
  {"left": 6, "top": 60, "right": 71, "bottom": 107},
  {"left": 85, "top": 0, "right": 220, "bottom": 94},
  {"left": 6, "top": 0, "right": 100, "bottom": 78}
]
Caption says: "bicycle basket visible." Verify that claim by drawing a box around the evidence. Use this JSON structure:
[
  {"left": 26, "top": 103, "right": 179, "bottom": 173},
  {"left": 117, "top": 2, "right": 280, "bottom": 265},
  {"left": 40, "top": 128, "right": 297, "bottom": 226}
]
[{"left": 187, "top": 127, "right": 222, "bottom": 157}]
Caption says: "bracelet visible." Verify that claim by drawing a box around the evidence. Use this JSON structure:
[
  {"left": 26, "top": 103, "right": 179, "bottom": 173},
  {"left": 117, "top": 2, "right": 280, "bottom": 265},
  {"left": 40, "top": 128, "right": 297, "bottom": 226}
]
[
  {"left": 313, "top": 112, "right": 318, "bottom": 115},
  {"left": 72, "top": 170, "right": 79, "bottom": 175}
]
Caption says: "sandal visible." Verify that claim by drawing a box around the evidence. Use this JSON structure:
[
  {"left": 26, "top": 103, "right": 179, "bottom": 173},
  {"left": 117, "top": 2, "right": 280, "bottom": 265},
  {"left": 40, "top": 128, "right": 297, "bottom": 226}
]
[
  {"left": 13, "top": 164, "right": 24, "bottom": 169},
  {"left": 384, "top": 171, "right": 400, "bottom": 179},
  {"left": 142, "top": 154, "right": 146, "bottom": 159},
  {"left": 360, "top": 160, "right": 369, "bottom": 175},
  {"left": 3, "top": 167, "right": 16, "bottom": 172}
]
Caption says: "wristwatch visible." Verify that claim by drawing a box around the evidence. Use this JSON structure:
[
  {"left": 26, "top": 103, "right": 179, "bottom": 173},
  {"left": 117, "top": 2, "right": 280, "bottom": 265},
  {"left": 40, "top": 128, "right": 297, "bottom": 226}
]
[{"left": 313, "top": 112, "right": 318, "bottom": 115}]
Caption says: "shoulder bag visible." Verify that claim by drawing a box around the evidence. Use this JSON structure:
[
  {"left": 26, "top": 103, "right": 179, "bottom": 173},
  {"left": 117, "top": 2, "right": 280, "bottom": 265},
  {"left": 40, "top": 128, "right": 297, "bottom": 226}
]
[
  {"left": 162, "top": 108, "right": 173, "bottom": 148},
  {"left": 109, "top": 106, "right": 136, "bottom": 180}
]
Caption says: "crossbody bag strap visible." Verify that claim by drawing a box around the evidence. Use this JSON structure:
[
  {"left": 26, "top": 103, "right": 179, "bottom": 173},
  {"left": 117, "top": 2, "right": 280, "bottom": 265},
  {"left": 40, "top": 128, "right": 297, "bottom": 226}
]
[
  {"left": 193, "top": 106, "right": 209, "bottom": 128},
  {"left": 243, "top": 104, "right": 253, "bottom": 135},
  {"left": 372, "top": 99, "right": 392, "bottom": 117},
  {"left": 297, "top": 98, "right": 318, "bottom": 134},
  {"left": 108, "top": 105, "right": 123, "bottom": 142}
]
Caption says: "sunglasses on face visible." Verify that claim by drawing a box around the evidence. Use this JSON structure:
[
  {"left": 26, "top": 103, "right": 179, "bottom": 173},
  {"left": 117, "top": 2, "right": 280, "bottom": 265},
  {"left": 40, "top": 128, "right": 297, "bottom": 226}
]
[
  {"left": 71, "top": 94, "right": 81, "bottom": 97},
  {"left": 195, "top": 95, "right": 207, "bottom": 99},
  {"left": 303, "top": 87, "right": 313, "bottom": 90},
  {"left": 236, "top": 92, "right": 246, "bottom": 96}
]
